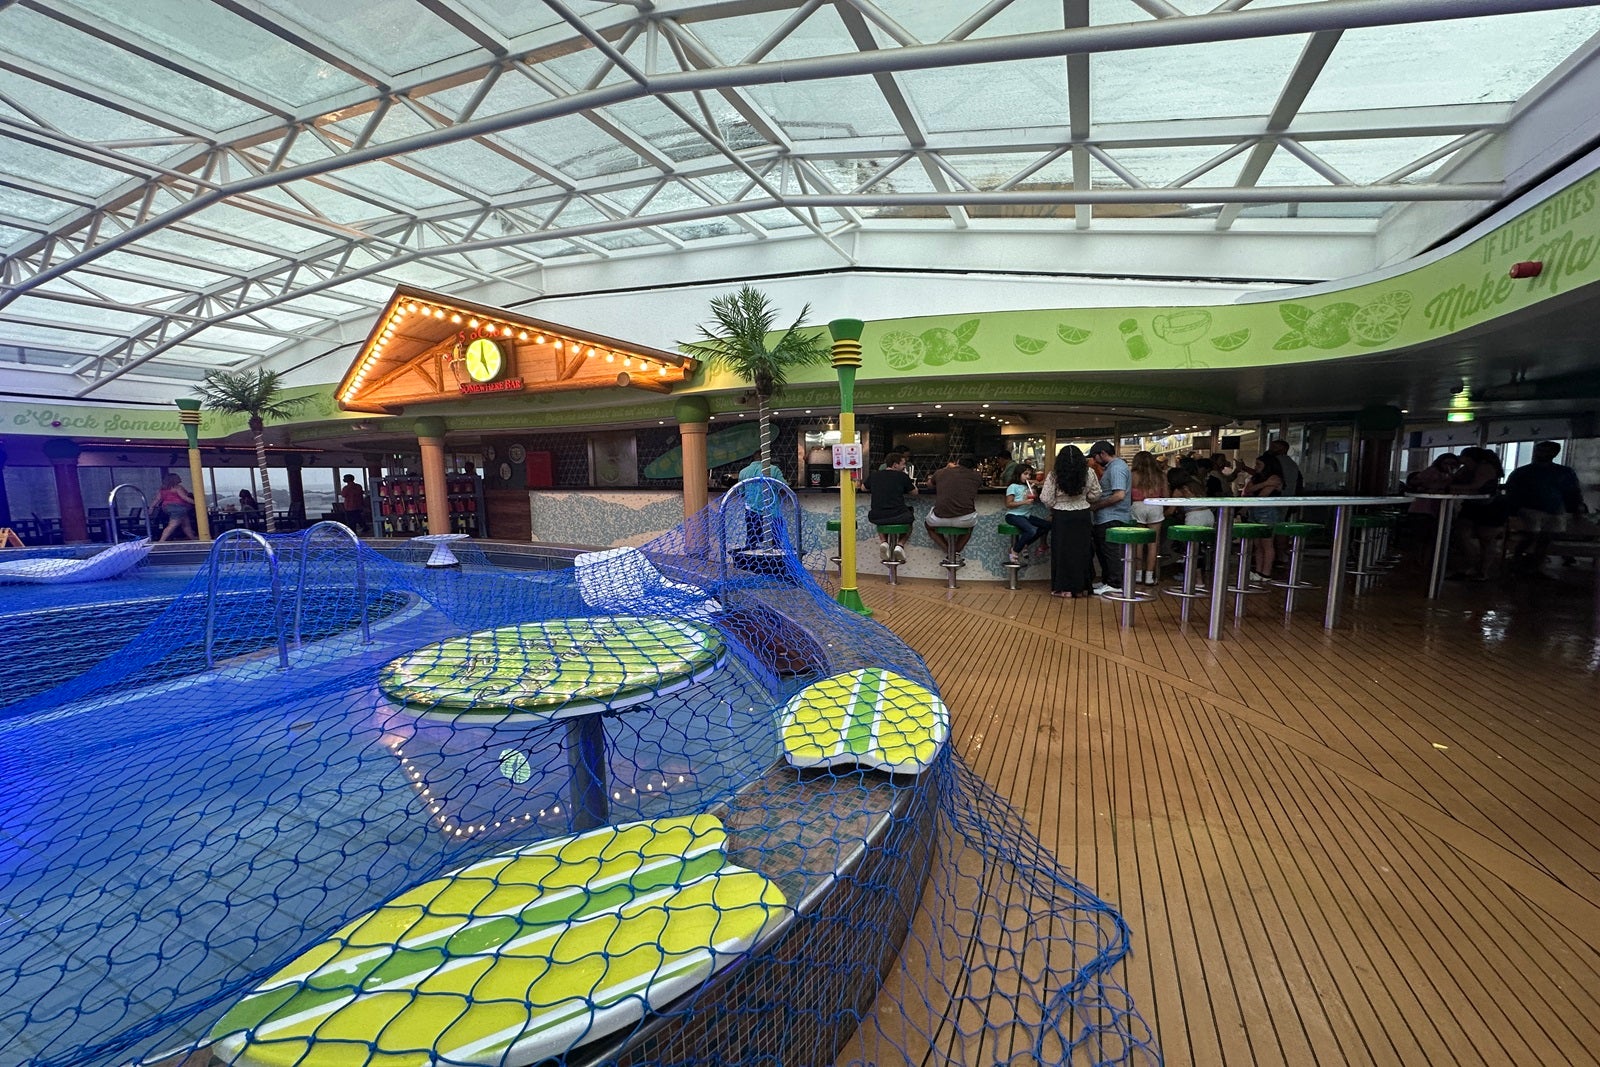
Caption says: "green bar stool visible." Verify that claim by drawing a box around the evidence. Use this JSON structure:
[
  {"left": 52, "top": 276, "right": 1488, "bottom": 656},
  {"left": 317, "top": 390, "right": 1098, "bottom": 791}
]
[
  {"left": 825, "top": 517, "right": 843, "bottom": 575},
  {"left": 876, "top": 522, "right": 910, "bottom": 584},
  {"left": 1228, "top": 522, "right": 1274, "bottom": 618},
  {"left": 932, "top": 526, "right": 967, "bottom": 589},
  {"left": 998, "top": 521, "right": 1024, "bottom": 590},
  {"left": 1348, "top": 512, "right": 1390, "bottom": 584},
  {"left": 1102, "top": 525, "right": 1156, "bottom": 628},
  {"left": 1163, "top": 524, "right": 1215, "bottom": 625},
  {"left": 1272, "top": 520, "right": 1323, "bottom": 614}
]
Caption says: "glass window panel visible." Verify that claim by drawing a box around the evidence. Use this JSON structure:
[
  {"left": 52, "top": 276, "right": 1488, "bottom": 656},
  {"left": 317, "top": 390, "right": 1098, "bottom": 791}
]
[
  {"left": 0, "top": 224, "right": 32, "bottom": 248},
  {"left": 635, "top": 181, "right": 711, "bottom": 214},
  {"left": 133, "top": 228, "right": 284, "bottom": 270},
  {"left": 249, "top": 0, "right": 478, "bottom": 79},
  {"left": 664, "top": 219, "right": 742, "bottom": 241},
  {"left": 377, "top": 262, "right": 474, "bottom": 288},
  {"left": 947, "top": 153, "right": 1053, "bottom": 191},
  {"left": 588, "top": 231, "right": 667, "bottom": 250},
  {"left": 497, "top": 115, "right": 640, "bottom": 178},
  {"left": 321, "top": 278, "right": 394, "bottom": 303},
  {"left": 0, "top": 185, "right": 78, "bottom": 224},
  {"left": 1302, "top": 9, "right": 1600, "bottom": 113},
  {"left": 452, "top": 0, "right": 572, "bottom": 39},
  {"left": 423, "top": 68, "right": 553, "bottom": 122},
  {"left": 1094, "top": 33, "right": 1310, "bottom": 123},
  {"left": 333, "top": 104, "right": 435, "bottom": 149},
  {"left": 264, "top": 180, "right": 387, "bottom": 226},
  {"left": 430, "top": 248, "right": 540, "bottom": 274},
  {"left": 1254, "top": 145, "right": 1333, "bottom": 187},
  {"left": 189, "top": 325, "right": 282, "bottom": 350},
  {"left": 65, "top": 0, "right": 364, "bottom": 109},
  {"left": 97, "top": 249, "right": 232, "bottom": 287},
  {"left": 336, "top": 162, "right": 464, "bottom": 208},
  {"left": 2, "top": 7, "right": 264, "bottom": 131},
  {"left": 247, "top": 308, "right": 322, "bottom": 332},
  {"left": 10, "top": 296, "right": 154, "bottom": 332},
  {"left": 0, "top": 345, "right": 80, "bottom": 368},
  {"left": 0, "top": 70, "right": 182, "bottom": 155},
  {"left": 1095, "top": 144, "right": 1246, "bottom": 188},
  {"left": 408, "top": 139, "right": 545, "bottom": 196},
  {"left": 742, "top": 76, "right": 907, "bottom": 141},
  {"left": 866, "top": 158, "right": 937, "bottom": 194},
  {"left": 1294, "top": 136, "right": 1460, "bottom": 186},
  {"left": 744, "top": 209, "right": 806, "bottom": 231},
  {"left": 688, "top": 5, "right": 842, "bottom": 65},
  {"left": 170, "top": 203, "right": 327, "bottom": 254},
  {"left": 278, "top": 294, "right": 370, "bottom": 317},
  {"left": 0, "top": 321, "right": 113, "bottom": 352},
  {"left": 0, "top": 140, "right": 134, "bottom": 197},
  {"left": 42, "top": 274, "right": 186, "bottom": 306},
  {"left": 899, "top": 60, "right": 1069, "bottom": 135},
  {"left": 596, "top": 99, "right": 708, "bottom": 162}
]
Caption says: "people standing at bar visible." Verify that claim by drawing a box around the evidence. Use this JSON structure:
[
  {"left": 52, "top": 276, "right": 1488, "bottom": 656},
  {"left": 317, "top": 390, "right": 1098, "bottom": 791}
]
[
  {"left": 864, "top": 451, "right": 916, "bottom": 562},
  {"left": 1240, "top": 454, "right": 1286, "bottom": 581},
  {"left": 1041, "top": 445, "right": 1101, "bottom": 599},
  {"left": 1504, "top": 441, "right": 1585, "bottom": 573},
  {"left": 1269, "top": 439, "right": 1302, "bottom": 495},
  {"left": 1449, "top": 447, "right": 1507, "bottom": 581},
  {"left": 1128, "top": 450, "right": 1167, "bottom": 585},
  {"left": 1087, "top": 441, "right": 1132, "bottom": 596},
  {"left": 925, "top": 454, "right": 984, "bottom": 562},
  {"left": 1403, "top": 452, "right": 1461, "bottom": 556},
  {"left": 1205, "top": 453, "right": 1234, "bottom": 499}
]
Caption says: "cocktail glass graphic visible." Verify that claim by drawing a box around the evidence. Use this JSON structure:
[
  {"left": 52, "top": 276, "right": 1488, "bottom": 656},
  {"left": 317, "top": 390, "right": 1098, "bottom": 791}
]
[{"left": 1151, "top": 310, "right": 1213, "bottom": 367}]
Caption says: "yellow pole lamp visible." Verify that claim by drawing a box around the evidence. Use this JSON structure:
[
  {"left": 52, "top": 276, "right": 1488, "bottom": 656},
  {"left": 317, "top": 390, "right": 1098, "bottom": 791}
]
[
  {"left": 174, "top": 398, "right": 211, "bottom": 541},
  {"left": 829, "top": 318, "right": 870, "bottom": 617}
]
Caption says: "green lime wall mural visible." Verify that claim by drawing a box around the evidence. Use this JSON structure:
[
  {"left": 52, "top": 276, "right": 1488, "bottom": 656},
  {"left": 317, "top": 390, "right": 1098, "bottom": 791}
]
[{"left": 682, "top": 166, "right": 1600, "bottom": 389}]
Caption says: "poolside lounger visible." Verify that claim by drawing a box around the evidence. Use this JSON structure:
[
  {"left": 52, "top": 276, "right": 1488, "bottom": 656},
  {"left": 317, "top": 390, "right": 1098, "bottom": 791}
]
[{"left": 0, "top": 538, "right": 152, "bottom": 584}]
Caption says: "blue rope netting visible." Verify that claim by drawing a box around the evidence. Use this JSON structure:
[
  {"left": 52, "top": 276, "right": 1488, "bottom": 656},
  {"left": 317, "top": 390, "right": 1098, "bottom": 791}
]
[{"left": 0, "top": 486, "right": 1159, "bottom": 1067}]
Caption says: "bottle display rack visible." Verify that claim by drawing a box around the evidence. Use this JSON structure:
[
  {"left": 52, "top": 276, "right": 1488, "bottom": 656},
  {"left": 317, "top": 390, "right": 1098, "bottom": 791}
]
[{"left": 377, "top": 472, "right": 483, "bottom": 536}]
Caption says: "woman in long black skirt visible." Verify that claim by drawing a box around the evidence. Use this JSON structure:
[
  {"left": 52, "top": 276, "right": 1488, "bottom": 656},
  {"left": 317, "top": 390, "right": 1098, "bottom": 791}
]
[{"left": 1040, "top": 445, "right": 1102, "bottom": 598}]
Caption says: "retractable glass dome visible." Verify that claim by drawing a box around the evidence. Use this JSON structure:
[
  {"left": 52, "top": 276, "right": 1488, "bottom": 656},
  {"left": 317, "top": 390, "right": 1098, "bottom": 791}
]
[{"left": 2, "top": 0, "right": 1598, "bottom": 398}]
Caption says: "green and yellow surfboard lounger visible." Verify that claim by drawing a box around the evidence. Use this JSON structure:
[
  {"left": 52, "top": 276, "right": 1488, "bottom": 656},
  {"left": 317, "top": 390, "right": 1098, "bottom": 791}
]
[
  {"left": 778, "top": 668, "right": 949, "bottom": 775},
  {"left": 209, "top": 815, "right": 789, "bottom": 1067},
  {"left": 378, "top": 617, "right": 727, "bottom": 722}
]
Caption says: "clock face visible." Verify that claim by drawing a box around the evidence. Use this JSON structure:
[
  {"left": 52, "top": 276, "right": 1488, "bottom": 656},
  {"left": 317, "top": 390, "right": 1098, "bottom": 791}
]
[
  {"left": 463, "top": 337, "right": 505, "bottom": 382},
  {"left": 508, "top": 444, "right": 526, "bottom": 464}
]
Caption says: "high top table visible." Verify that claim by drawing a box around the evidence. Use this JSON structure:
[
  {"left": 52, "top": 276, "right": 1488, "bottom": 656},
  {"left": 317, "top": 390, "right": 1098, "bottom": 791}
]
[
  {"left": 1145, "top": 495, "right": 1410, "bottom": 639},
  {"left": 1403, "top": 493, "right": 1491, "bottom": 598}
]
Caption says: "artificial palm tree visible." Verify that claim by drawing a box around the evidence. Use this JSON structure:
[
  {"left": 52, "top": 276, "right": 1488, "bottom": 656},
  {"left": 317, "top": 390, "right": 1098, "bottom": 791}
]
[
  {"left": 693, "top": 285, "right": 830, "bottom": 467},
  {"left": 196, "top": 369, "right": 311, "bottom": 533}
]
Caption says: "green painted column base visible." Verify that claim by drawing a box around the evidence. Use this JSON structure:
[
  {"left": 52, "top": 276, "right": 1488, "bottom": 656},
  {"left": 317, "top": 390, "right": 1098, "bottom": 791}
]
[{"left": 835, "top": 586, "right": 872, "bottom": 617}]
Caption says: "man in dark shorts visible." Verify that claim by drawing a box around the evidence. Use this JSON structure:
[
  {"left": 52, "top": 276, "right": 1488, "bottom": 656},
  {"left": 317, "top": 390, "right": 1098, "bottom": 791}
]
[
  {"left": 926, "top": 454, "right": 984, "bottom": 563},
  {"left": 864, "top": 451, "right": 917, "bottom": 562}
]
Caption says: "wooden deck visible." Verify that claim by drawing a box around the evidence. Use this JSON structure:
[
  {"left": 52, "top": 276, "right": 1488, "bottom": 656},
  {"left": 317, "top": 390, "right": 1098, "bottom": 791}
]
[{"left": 846, "top": 560, "right": 1600, "bottom": 1066}]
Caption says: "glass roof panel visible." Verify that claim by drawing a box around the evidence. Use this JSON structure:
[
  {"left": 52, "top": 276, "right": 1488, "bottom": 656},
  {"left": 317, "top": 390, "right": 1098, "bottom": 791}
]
[
  {"left": 588, "top": 231, "right": 668, "bottom": 250},
  {"left": 743, "top": 209, "right": 807, "bottom": 231},
  {"left": 948, "top": 153, "right": 1060, "bottom": 192},
  {"left": 1293, "top": 136, "right": 1461, "bottom": 186},
  {"left": 0, "top": 185, "right": 74, "bottom": 224},
  {"left": 321, "top": 278, "right": 394, "bottom": 304},
  {"left": 0, "top": 345, "right": 82, "bottom": 369},
  {"left": 497, "top": 115, "right": 641, "bottom": 179},
  {"left": 451, "top": 0, "right": 573, "bottom": 39},
  {"left": 741, "top": 76, "right": 908, "bottom": 141},
  {"left": 9, "top": 296, "right": 154, "bottom": 331},
  {"left": 0, "top": 224, "right": 34, "bottom": 249},
  {"left": 595, "top": 99, "right": 712, "bottom": 163},
  {"left": 1094, "top": 145, "right": 1247, "bottom": 189},
  {"left": 663, "top": 219, "right": 743, "bottom": 241},
  {"left": 246, "top": 308, "right": 323, "bottom": 332},
  {"left": 96, "top": 249, "right": 232, "bottom": 288},
  {"left": 376, "top": 262, "right": 475, "bottom": 289},
  {"left": 1301, "top": 9, "right": 1600, "bottom": 113},
  {"left": 248, "top": 0, "right": 480, "bottom": 79},
  {"left": 1, "top": 7, "right": 264, "bottom": 130},
  {"left": 335, "top": 162, "right": 465, "bottom": 209},
  {"left": 0, "top": 70, "right": 188, "bottom": 161},
  {"left": 420, "top": 68, "right": 553, "bottom": 121},
  {"left": 277, "top": 294, "right": 372, "bottom": 317},
  {"left": 408, "top": 139, "right": 547, "bottom": 197},
  {"left": 1254, "top": 145, "right": 1334, "bottom": 188},
  {"left": 899, "top": 59, "right": 1069, "bottom": 135},
  {"left": 0, "top": 321, "right": 114, "bottom": 353},
  {"left": 1093, "top": 30, "right": 1311, "bottom": 124},
  {"left": 0, "top": 140, "right": 135, "bottom": 197},
  {"left": 64, "top": 0, "right": 364, "bottom": 109},
  {"left": 41, "top": 274, "right": 187, "bottom": 306},
  {"left": 166, "top": 204, "right": 328, "bottom": 254},
  {"left": 133, "top": 228, "right": 285, "bottom": 271},
  {"left": 686, "top": 5, "right": 849, "bottom": 65},
  {"left": 257, "top": 180, "right": 390, "bottom": 226},
  {"left": 188, "top": 325, "right": 282, "bottom": 351}
]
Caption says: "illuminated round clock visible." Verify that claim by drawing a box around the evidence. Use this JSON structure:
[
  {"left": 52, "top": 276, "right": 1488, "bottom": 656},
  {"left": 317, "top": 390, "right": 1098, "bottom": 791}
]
[{"left": 463, "top": 337, "right": 505, "bottom": 383}]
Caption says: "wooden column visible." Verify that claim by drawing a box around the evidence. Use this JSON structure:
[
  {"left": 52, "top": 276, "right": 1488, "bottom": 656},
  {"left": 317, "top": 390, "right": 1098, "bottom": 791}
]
[
  {"left": 676, "top": 396, "right": 710, "bottom": 519},
  {"left": 415, "top": 416, "right": 450, "bottom": 535},
  {"left": 43, "top": 439, "right": 88, "bottom": 543}
]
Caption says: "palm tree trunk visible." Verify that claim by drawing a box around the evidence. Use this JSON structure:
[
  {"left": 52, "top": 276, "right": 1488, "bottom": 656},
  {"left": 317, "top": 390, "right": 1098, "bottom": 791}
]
[
  {"left": 756, "top": 393, "right": 771, "bottom": 468},
  {"left": 253, "top": 431, "right": 276, "bottom": 533}
]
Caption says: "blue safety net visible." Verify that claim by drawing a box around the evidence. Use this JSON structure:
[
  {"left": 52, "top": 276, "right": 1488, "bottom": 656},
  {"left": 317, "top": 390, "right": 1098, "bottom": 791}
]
[{"left": 0, "top": 488, "right": 1158, "bottom": 1067}]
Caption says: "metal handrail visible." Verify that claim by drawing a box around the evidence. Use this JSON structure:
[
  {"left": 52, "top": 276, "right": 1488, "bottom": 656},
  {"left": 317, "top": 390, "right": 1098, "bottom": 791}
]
[
  {"left": 295, "top": 521, "right": 369, "bottom": 647},
  {"left": 205, "top": 529, "right": 287, "bottom": 670},
  {"left": 716, "top": 475, "right": 802, "bottom": 584},
  {"left": 106, "top": 483, "right": 154, "bottom": 544}
]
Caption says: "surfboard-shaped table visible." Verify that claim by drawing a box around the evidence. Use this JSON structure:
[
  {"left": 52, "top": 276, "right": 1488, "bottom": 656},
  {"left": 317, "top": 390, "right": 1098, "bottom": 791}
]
[
  {"left": 209, "top": 815, "right": 789, "bottom": 1067},
  {"left": 779, "top": 668, "right": 949, "bottom": 775},
  {"left": 379, "top": 617, "right": 726, "bottom": 830}
]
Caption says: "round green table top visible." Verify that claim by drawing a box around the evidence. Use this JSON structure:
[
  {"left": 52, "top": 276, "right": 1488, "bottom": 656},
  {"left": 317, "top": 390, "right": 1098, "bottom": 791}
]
[{"left": 379, "top": 616, "right": 726, "bottom": 721}]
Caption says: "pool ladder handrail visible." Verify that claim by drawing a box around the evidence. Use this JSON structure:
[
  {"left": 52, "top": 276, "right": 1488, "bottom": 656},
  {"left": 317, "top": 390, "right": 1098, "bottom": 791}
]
[
  {"left": 205, "top": 529, "right": 288, "bottom": 670},
  {"left": 106, "top": 483, "right": 154, "bottom": 544},
  {"left": 295, "top": 521, "right": 370, "bottom": 648},
  {"left": 716, "top": 476, "right": 803, "bottom": 585}
]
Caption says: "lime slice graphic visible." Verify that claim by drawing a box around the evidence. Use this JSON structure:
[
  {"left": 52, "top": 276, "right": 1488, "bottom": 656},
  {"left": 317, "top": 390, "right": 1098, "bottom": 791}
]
[
  {"left": 1300, "top": 302, "right": 1359, "bottom": 348},
  {"left": 921, "top": 327, "right": 959, "bottom": 365},
  {"left": 1210, "top": 329, "right": 1251, "bottom": 351},
  {"left": 881, "top": 331, "right": 924, "bottom": 370},
  {"left": 1056, "top": 325, "right": 1091, "bottom": 345},
  {"left": 1376, "top": 290, "right": 1413, "bottom": 314},
  {"left": 1013, "top": 335, "right": 1048, "bottom": 355},
  {"left": 1350, "top": 302, "right": 1405, "bottom": 346}
]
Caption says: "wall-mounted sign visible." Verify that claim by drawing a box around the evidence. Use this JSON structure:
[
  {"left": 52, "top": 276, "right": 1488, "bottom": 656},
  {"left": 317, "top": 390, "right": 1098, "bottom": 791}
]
[
  {"left": 832, "top": 443, "right": 862, "bottom": 470},
  {"left": 460, "top": 377, "right": 525, "bottom": 395}
]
